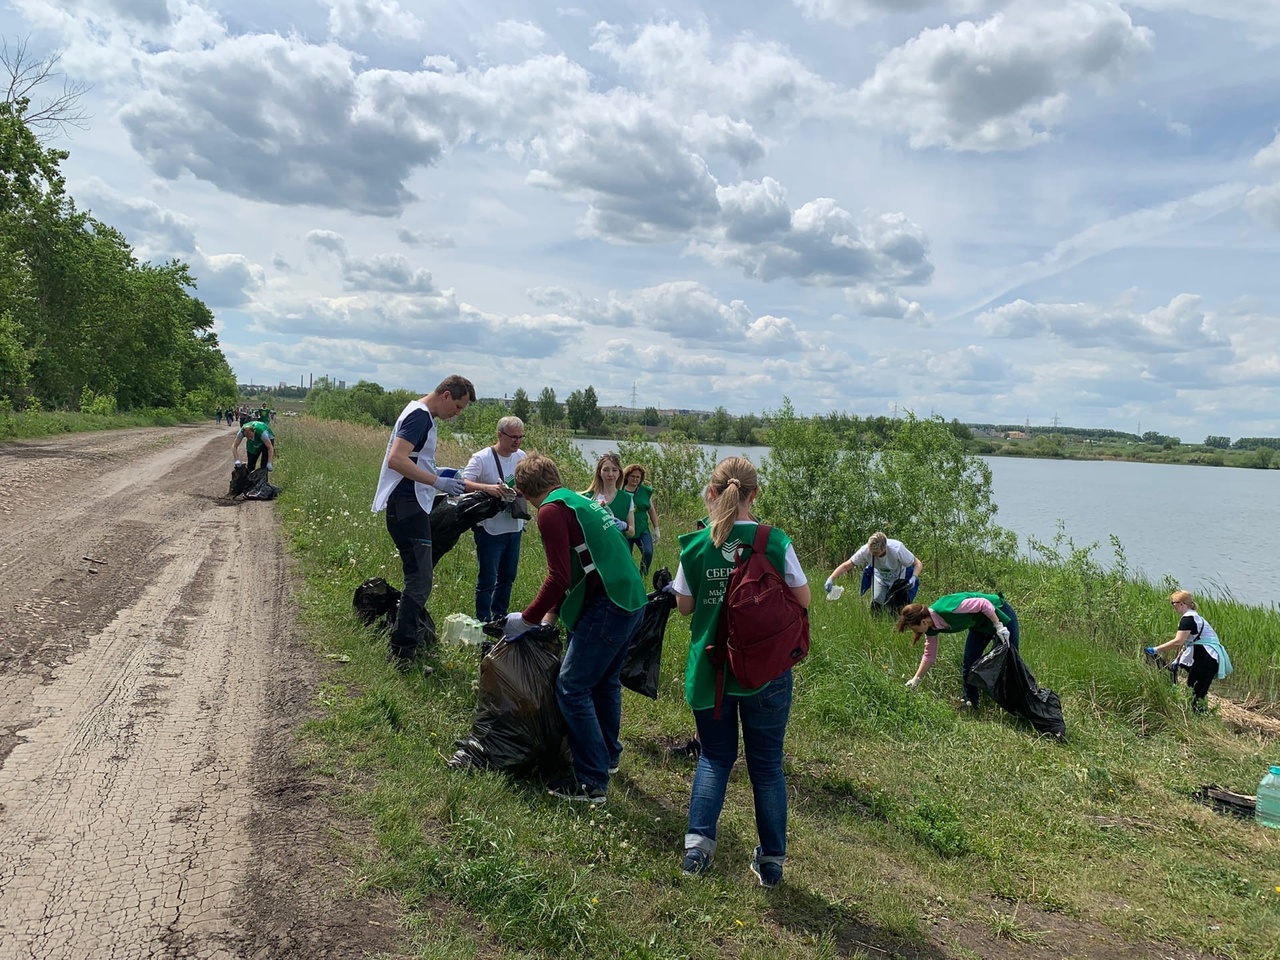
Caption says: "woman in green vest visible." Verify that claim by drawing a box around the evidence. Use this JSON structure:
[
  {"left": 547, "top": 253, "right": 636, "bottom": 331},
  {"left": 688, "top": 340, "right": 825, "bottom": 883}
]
[
  {"left": 621, "top": 463, "right": 660, "bottom": 576},
  {"left": 507, "top": 453, "right": 647, "bottom": 804},
  {"left": 672, "top": 456, "right": 810, "bottom": 887},
  {"left": 896, "top": 593, "right": 1019, "bottom": 708},
  {"left": 583, "top": 453, "right": 635, "bottom": 538}
]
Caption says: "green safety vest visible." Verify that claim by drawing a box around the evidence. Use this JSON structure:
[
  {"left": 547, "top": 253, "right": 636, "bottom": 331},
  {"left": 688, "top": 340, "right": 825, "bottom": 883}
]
[
  {"left": 929, "top": 592, "right": 1010, "bottom": 633},
  {"left": 677, "top": 522, "right": 795, "bottom": 710},
  {"left": 242, "top": 421, "right": 272, "bottom": 453},
  {"left": 541, "top": 488, "right": 646, "bottom": 629},
  {"left": 628, "top": 485, "right": 654, "bottom": 536}
]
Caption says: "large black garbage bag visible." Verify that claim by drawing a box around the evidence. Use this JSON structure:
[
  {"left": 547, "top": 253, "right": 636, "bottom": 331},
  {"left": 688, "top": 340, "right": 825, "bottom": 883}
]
[
  {"left": 353, "top": 577, "right": 401, "bottom": 632},
  {"left": 621, "top": 567, "right": 675, "bottom": 700},
  {"left": 449, "top": 625, "right": 571, "bottom": 777},
  {"left": 228, "top": 463, "right": 250, "bottom": 497},
  {"left": 242, "top": 467, "right": 280, "bottom": 501},
  {"left": 430, "top": 492, "right": 505, "bottom": 562},
  {"left": 969, "top": 641, "right": 1067, "bottom": 738}
]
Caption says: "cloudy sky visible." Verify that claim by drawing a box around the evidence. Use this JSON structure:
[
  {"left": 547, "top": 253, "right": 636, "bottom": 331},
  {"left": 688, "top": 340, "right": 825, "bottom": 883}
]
[{"left": 4, "top": 0, "right": 1280, "bottom": 438}]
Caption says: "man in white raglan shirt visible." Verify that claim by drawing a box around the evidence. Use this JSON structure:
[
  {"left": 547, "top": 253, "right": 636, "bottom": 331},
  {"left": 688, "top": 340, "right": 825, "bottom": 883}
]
[
  {"left": 462, "top": 416, "right": 527, "bottom": 622},
  {"left": 371, "top": 374, "right": 475, "bottom": 669},
  {"left": 824, "top": 530, "right": 923, "bottom": 612}
]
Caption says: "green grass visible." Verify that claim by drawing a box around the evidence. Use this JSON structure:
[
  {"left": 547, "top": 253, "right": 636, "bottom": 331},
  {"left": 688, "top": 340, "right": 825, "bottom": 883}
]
[
  {"left": 0, "top": 405, "right": 195, "bottom": 441},
  {"left": 276, "top": 416, "right": 1280, "bottom": 960}
]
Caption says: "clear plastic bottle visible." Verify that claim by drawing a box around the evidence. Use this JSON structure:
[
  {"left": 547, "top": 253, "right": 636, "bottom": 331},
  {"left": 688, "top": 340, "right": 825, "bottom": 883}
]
[{"left": 1257, "top": 765, "right": 1280, "bottom": 829}]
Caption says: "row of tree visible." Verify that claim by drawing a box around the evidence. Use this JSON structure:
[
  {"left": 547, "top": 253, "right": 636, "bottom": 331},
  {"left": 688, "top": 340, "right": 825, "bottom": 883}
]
[{"left": 1, "top": 66, "right": 237, "bottom": 413}]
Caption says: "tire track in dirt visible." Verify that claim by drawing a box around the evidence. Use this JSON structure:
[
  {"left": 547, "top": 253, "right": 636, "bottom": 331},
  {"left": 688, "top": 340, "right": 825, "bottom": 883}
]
[{"left": 0, "top": 425, "right": 401, "bottom": 959}]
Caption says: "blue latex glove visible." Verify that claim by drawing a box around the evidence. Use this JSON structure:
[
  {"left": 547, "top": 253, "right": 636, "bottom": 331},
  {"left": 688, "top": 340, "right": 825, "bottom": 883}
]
[
  {"left": 432, "top": 472, "right": 465, "bottom": 496},
  {"left": 824, "top": 577, "right": 835, "bottom": 594},
  {"left": 1144, "top": 646, "right": 1157, "bottom": 657},
  {"left": 908, "top": 574, "right": 918, "bottom": 590},
  {"left": 612, "top": 516, "right": 629, "bottom": 533},
  {"left": 266, "top": 462, "right": 274, "bottom": 472},
  {"left": 503, "top": 612, "right": 536, "bottom": 642}
]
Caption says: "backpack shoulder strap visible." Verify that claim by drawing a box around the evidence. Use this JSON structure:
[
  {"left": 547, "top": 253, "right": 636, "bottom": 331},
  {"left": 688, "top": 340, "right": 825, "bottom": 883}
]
[
  {"left": 491, "top": 447, "right": 504, "bottom": 479},
  {"left": 752, "top": 523, "right": 772, "bottom": 556}
]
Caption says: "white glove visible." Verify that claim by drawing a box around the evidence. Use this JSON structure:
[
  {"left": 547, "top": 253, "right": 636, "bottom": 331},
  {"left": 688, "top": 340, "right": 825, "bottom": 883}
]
[
  {"left": 995, "top": 625, "right": 1010, "bottom": 643},
  {"left": 502, "top": 612, "right": 535, "bottom": 641},
  {"left": 652, "top": 528, "right": 660, "bottom": 545},
  {"left": 432, "top": 473, "right": 465, "bottom": 496},
  {"left": 905, "top": 677, "right": 921, "bottom": 689},
  {"left": 234, "top": 460, "right": 244, "bottom": 467},
  {"left": 266, "top": 462, "right": 274, "bottom": 472},
  {"left": 824, "top": 577, "right": 835, "bottom": 594},
  {"left": 612, "top": 516, "right": 629, "bottom": 533}
]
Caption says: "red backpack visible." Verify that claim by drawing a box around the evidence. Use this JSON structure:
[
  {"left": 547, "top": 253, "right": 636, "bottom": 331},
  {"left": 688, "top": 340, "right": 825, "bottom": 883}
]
[{"left": 708, "top": 524, "right": 810, "bottom": 718}]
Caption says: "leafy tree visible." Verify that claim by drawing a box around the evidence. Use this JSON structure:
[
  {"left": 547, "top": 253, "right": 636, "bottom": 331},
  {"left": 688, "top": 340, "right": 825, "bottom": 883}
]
[
  {"left": 734, "top": 412, "right": 760, "bottom": 445},
  {"left": 510, "top": 387, "right": 530, "bottom": 422},
  {"left": 669, "top": 413, "right": 700, "bottom": 440},
  {"left": 707, "top": 405, "right": 731, "bottom": 443},
  {"left": 1251, "top": 447, "right": 1274, "bottom": 469},
  {"left": 565, "top": 388, "right": 586, "bottom": 432},
  {"left": 2, "top": 37, "right": 90, "bottom": 138},
  {"left": 536, "top": 386, "right": 562, "bottom": 425},
  {"left": 642, "top": 406, "right": 660, "bottom": 427},
  {"left": 1203, "top": 435, "right": 1231, "bottom": 450},
  {"left": 582, "top": 384, "right": 601, "bottom": 431}
]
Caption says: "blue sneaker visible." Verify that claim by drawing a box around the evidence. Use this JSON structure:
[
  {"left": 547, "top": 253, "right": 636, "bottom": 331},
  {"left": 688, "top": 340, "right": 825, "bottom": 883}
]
[
  {"left": 749, "top": 847, "right": 783, "bottom": 888},
  {"left": 681, "top": 848, "right": 713, "bottom": 876}
]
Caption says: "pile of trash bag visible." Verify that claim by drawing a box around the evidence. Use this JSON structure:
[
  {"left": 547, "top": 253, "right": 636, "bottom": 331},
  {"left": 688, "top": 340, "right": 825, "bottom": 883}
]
[
  {"left": 449, "top": 624, "right": 571, "bottom": 777},
  {"left": 969, "top": 640, "right": 1067, "bottom": 738},
  {"left": 620, "top": 567, "right": 677, "bottom": 700},
  {"left": 227, "top": 464, "right": 279, "bottom": 501},
  {"left": 351, "top": 577, "right": 435, "bottom": 645}
]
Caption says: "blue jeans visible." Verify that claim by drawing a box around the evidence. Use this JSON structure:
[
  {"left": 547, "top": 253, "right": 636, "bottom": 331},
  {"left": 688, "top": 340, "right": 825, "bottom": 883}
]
[
  {"left": 627, "top": 531, "right": 653, "bottom": 576},
  {"left": 686, "top": 671, "right": 792, "bottom": 860},
  {"left": 385, "top": 497, "right": 433, "bottom": 660},
  {"left": 473, "top": 527, "right": 523, "bottom": 621},
  {"left": 555, "top": 597, "right": 644, "bottom": 791},
  {"left": 962, "top": 600, "right": 1020, "bottom": 707}
]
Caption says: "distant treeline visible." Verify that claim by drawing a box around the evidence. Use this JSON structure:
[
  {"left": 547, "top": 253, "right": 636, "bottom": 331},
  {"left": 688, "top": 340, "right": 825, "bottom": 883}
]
[{"left": 1, "top": 98, "right": 237, "bottom": 414}]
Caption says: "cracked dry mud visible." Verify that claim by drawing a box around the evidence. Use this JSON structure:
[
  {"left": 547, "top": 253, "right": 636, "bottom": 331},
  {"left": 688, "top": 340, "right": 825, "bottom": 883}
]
[{"left": 0, "top": 424, "right": 400, "bottom": 960}]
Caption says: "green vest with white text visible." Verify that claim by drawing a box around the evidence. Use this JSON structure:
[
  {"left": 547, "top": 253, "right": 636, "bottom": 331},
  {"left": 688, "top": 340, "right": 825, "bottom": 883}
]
[{"left": 541, "top": 488, "right": 646, "bottom": 629}]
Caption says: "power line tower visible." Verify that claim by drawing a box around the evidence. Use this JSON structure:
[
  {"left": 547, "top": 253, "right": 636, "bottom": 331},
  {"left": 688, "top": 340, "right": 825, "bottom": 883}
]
[
  {"left": 630, "top": 381, "right": 638, "bottom": 409},
  {"left": 1051, "top": 412, "right": 1060, "bottom": 429}
]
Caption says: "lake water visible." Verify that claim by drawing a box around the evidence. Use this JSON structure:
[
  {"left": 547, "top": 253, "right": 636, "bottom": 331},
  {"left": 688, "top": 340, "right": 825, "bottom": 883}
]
[{"left": 573, "top": 438, "right": 1280, "bottom": 607}]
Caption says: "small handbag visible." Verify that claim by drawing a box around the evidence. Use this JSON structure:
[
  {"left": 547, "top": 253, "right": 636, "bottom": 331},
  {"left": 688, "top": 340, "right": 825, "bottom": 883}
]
[{"left": 492, "top": 449, "right": 532, "bottom": 520}]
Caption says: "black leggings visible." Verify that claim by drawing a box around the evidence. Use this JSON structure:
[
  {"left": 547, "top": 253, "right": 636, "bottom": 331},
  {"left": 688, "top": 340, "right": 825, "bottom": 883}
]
[{"left": 1182, "top": 644, "right": 1217, "bottom": 706}]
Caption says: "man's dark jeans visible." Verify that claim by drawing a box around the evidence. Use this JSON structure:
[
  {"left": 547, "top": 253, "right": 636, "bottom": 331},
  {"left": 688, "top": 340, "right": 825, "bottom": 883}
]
[
  {"left": 385, "top": 496, "right": 434, "bottom": 660},
  {"left": 473, "top": 527, "right": 522, "bottom": 622},
  {"left": 247, "top": 448, "right": 269, "bottom": 472}
]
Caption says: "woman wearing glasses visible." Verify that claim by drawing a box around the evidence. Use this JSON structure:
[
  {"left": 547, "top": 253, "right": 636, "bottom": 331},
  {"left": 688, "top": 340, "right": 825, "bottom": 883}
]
[
  {"left": 462, "top": 417, "right": 525, "bottom": 621},
  {"left": 1145, "top": 591, "right": 1232, "bottom": 712}
]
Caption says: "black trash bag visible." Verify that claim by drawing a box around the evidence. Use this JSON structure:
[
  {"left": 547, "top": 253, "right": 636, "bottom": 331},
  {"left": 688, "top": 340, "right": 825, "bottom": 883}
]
[
  {"left": 353, "top": 577, "right": 401, "bottom": 632},
  {"left": 242, "top": 467, "right": 280, "bottom": 501},
  {"left": 877, "top": 578, "right": 913, "bottom": 616},
  {"left": 449, "top": 625, "right": 571, "bottom": 778},
  {"left": 228, "top": 463, "right": 250, "bottom": 498},
  {"left": 969, "top": 641, "right": 1067, "bottom": 738},
  {"left": 430, "top": 491, "right": 505, "bottom": 563},
  {"left": 621, "top": 567, "right": 676, "bottom": 700}
]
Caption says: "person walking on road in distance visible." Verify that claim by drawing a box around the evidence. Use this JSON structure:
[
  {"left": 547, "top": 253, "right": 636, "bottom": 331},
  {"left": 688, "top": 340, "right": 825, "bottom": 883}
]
[
  {"left": 897, "top": 592, "right": 1018, "bottom": 707},
  {"left": 672, "top": 456, "right": 809, "bottom": 888},
  {"left": 825, "top": 531, "right": 922, "bottom": 612},
  {"left": 621, "top": 463, "right": 660, "bottom": 578},
  {"left": 462, "top": 416, "right": 526, "bottom": 621},
  {"left": 1145, "top": 590, "right": 1233, "bottom": 712},
  {"left": 371, "top": 375, "right": 475, "bottom": 670},
  {"left": 506, "top": 453, "right": 647, "bottom": 804},
  {"left": 231, "top": 419, "right": 276, "bottom": 473},
  {"left": 584, "top": 453, "right": 635, "bottom": 537}
]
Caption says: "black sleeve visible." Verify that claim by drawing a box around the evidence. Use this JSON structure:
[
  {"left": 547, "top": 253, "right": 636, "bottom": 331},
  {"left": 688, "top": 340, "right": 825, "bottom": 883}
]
[{"left": 1177, "top": 615, "right": 1196, "bottom": 633}]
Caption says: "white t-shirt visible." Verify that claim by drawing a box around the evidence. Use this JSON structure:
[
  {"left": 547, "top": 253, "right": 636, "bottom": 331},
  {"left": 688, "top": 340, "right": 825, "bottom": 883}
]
[
  {"left": 463, "top": 446, "right": 528, "bottom": 535},
  {"left": 673, "top": 522, "right": 807, "bottom": 595},
  {"left": 848, "top": 538, "right": 917, "bottom": 587}
]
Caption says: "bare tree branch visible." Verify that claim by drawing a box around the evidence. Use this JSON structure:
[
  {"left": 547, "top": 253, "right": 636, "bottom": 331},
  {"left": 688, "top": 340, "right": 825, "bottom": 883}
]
[{"left": 2, "top": 35, "right": 92, "bottom": 139}]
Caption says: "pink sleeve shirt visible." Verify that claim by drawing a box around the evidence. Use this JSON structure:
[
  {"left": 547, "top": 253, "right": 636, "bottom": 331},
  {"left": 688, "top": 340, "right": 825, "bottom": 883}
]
[{"left": 920, "top": 598, "right": 998, "bottom": 669}]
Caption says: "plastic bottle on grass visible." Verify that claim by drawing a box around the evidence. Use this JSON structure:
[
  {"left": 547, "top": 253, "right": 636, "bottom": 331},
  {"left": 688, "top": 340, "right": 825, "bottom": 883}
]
[{"left": 1257, "top": 766, "right": 1280, "bottom": 829}]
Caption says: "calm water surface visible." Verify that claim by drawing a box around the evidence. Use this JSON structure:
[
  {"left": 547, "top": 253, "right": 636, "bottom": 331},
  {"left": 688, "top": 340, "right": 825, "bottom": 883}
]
[{"left": 573, "top": 439, "right": 1280, "bottom": 607}]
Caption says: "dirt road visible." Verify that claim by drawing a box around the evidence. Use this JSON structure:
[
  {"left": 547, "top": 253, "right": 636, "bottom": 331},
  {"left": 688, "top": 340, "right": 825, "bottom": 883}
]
[{"left": 0, "top": 425, "right": 397, "bottom": 959}]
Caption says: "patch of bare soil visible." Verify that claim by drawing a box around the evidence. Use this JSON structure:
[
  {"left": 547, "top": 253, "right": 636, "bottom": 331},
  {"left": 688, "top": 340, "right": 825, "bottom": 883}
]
[{"left": 0, "top": 424, "right": 402, "bottom": 959}]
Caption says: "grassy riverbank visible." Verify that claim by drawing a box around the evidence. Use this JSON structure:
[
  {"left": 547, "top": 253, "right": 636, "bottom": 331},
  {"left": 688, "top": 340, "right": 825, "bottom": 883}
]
[
  {"left": 277, "top": 416, "right": 1280, "bottom": 960},
  {"left": 0, "top": 406, "right": 199, "bottom": 441}
]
